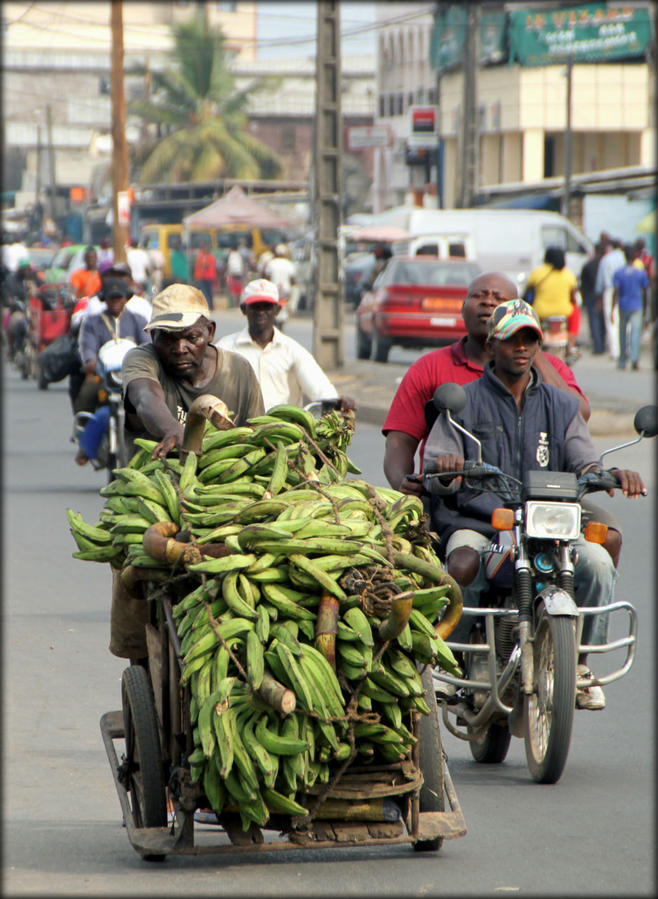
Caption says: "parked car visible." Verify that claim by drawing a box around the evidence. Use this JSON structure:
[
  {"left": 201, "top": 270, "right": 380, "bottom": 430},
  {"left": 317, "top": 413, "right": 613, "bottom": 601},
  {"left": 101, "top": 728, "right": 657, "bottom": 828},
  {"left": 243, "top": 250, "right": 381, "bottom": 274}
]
[
  {"left": 355, "top": 256, "right": 481, "bottom": 363},
  {"left": 344, "top": 252, "right": 377, "bottom": 307}
]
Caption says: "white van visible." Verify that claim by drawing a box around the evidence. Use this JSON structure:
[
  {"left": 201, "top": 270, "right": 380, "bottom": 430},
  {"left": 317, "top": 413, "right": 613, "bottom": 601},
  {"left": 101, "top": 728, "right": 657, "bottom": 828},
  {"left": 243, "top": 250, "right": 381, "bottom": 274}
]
[{"left": 385, "top": 208, "right": 593, "bottom": 290}]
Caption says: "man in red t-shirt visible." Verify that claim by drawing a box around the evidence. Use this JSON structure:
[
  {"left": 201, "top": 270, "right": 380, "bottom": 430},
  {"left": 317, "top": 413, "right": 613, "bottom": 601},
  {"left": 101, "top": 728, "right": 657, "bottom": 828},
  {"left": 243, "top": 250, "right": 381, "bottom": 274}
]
[{"left": 383, "top": 270, "right": 622, "bottom": 566}]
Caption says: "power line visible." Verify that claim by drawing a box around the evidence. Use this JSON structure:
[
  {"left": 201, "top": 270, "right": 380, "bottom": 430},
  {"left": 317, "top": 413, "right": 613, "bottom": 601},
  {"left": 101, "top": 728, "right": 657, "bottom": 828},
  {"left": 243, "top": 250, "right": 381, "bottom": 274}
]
[{"left": 5, "top": 2, "right": 437, "bottom": 52}]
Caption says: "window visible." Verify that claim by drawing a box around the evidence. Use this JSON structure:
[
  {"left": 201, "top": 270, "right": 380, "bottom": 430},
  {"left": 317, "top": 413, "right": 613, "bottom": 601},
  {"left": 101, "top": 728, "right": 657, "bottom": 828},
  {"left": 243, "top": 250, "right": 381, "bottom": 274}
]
[
  {"left": 541, "top": 226, "right": 566, "bottom": 250},
  {"left": 544, "top": 136, "right": 555, "bottom": 177},
  {"left": 379, "top": 94, "right": 386, "bottom": 117},
  {"left": 217, "top": 1, "right": 237, "bottom": 10},
  {"left": 396, "top": 93, "right": 404, "bottom": 115}
]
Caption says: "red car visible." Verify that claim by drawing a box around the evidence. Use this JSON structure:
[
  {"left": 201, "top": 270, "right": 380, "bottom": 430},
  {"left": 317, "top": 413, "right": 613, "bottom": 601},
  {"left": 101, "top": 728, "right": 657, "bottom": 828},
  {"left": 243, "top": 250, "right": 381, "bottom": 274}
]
[{"left": 355, "top": 256, "right": 481, "bottom": 362}]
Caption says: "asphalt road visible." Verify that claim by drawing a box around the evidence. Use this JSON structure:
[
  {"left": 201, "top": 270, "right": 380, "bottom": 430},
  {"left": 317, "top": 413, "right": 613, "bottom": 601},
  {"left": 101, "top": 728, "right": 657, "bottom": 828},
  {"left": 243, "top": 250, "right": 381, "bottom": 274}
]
[{"left": 2, "top": 358, "right": 655, "bottom": 896}]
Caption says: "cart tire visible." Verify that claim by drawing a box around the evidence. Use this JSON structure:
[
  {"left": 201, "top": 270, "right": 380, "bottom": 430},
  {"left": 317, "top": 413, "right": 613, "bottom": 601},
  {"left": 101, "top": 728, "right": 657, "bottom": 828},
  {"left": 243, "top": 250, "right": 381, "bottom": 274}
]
[
  {"left": 523, "top": 604, "right": 576, "bottom": 784},
  {"left": 414, "top": 667, "right": 444, "bottom": 852},
  {"left": 468, "top": 721, "right": 512, "bottom": 763},
  {"left": 121, "top": 666, "right": 167, "bottom": 856}
]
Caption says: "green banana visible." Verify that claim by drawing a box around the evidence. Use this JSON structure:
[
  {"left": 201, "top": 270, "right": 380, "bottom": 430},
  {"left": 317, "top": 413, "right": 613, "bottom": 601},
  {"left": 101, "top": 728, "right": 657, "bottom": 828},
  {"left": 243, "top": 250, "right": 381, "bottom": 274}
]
[
  {"left": 246, "top": 629, "right": 265, "bottom": 690},
  {"left": 255, "top": 715, "right": 309, "bottom": 756},
  {"left": 288, "top": 554, "right": 346, "bottom": 600},
  {"left": 260, "top": 583, "right": 316, "bottom": 621}
]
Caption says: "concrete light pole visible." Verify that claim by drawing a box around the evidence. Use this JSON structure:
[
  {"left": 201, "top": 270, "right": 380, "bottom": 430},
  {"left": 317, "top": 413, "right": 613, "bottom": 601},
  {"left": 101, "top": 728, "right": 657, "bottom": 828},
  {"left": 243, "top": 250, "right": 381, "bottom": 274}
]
[
  {"left": 110, "top": 0, "right": 129, "bottom": 263},
  {"left": 312, "top": 0, "right": 344, "bottom": 370}
]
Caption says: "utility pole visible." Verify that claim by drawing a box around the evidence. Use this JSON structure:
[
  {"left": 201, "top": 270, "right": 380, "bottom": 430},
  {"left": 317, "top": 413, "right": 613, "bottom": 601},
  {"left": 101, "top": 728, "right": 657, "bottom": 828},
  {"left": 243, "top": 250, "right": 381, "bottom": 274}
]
[
  {"left": 561, "top": 52, "right": 573, "bottom": 219},
  {"left": 35, "top": 125, "right": 42, "bottom": 205},
  {"left": 312, "top": 1, "right": 343, "bottom": 370},
  {"left": 110, "top": 0, "right": 129, "bottom": 263},
  {"left": 46, "top": 104, "right": 57, "bottom": 223},
  {"left": 457, "top": 1, "right": 479, "bottom": 208}
]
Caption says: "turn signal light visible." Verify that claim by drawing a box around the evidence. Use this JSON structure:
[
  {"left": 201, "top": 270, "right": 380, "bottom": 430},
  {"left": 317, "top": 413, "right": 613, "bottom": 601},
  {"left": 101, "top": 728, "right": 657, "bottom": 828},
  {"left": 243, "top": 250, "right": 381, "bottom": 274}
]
[
  {"left": 491, "top": 508, "right": 514, "bottom": 530},
  {"left": 584, "top": 521, "right": 608, "bottom": 544}
]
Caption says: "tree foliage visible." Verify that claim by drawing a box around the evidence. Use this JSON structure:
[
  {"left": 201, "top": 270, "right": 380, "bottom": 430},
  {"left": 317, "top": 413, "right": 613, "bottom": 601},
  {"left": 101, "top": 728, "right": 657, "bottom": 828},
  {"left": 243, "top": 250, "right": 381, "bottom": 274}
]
[{"left": 129, "top": 19, "right": 283, "bottom": 183}]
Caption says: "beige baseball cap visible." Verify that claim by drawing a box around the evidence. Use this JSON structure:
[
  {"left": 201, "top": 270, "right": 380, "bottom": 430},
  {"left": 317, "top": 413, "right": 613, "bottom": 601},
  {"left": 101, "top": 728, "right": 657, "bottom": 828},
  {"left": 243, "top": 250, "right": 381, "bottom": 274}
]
[{"left": 144, "top": 284, "right": 210, "bottom": 332}]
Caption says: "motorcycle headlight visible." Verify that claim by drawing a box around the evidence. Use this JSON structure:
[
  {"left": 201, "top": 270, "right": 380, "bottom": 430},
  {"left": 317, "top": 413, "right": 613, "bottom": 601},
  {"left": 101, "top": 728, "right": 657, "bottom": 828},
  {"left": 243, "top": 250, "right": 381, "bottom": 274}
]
[{"left": 524, "top": 502, "right": 581, "bottom": 540}]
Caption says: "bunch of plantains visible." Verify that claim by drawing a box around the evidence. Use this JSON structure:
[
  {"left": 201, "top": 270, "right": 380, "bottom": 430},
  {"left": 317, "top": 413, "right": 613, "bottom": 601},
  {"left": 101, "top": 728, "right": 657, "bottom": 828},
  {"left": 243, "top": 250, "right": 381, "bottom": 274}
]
[{"left": 68, "top": 403, "right": 462, "bottom": 832}]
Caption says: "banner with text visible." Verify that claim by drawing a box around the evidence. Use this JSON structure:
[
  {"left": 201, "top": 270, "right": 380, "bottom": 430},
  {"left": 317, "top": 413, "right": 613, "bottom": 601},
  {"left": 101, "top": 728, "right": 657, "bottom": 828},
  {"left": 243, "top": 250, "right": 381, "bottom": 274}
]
[{"left": 508, "top": 3, "right": 652, "bottom": 65}]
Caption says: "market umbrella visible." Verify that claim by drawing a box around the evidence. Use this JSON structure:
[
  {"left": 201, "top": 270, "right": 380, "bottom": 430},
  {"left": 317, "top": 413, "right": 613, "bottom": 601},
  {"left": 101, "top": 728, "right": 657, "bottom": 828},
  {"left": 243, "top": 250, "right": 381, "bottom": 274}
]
[{"left": 182, "top": 185, "right": 292, "bottom": 230}]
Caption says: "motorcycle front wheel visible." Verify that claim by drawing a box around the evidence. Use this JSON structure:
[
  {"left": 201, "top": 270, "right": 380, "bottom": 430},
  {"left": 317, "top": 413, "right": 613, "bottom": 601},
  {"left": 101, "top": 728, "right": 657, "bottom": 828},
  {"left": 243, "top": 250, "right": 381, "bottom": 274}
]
[{"left": 523, "top": 603, "right": 576, "bottom": 784}]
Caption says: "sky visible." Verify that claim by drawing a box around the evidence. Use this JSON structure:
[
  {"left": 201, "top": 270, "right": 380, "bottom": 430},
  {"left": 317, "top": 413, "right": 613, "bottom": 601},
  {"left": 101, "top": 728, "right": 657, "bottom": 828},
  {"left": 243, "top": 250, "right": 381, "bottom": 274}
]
[{"left": 256, "top": 1, "right": 377, "bottom": 59}]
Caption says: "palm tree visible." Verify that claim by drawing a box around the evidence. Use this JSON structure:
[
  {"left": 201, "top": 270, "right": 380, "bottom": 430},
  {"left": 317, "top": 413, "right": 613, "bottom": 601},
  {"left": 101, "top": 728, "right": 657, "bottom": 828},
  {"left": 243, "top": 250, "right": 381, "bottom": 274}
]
[{"left": 129, "top": 19, "right": 283, "bottom": 183}]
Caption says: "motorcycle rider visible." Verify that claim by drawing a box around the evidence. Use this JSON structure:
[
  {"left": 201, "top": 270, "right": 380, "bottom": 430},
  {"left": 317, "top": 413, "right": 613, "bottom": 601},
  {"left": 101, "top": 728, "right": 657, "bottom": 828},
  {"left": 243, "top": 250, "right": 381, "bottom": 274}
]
[
  {"left": 216, "top": 278, "right": 356, "bottom": 412},
  {"left": 73, "top": 277, "right": 150, "bottom": 464},
  {"left": 111, "top": 283, "right": 265, "bottom": 662},
  {"left": 383, "top": 270, "right": 624, "bottom": 570},
  {"left": 423, "top": 298, "right": 647, "bottom": 710}
]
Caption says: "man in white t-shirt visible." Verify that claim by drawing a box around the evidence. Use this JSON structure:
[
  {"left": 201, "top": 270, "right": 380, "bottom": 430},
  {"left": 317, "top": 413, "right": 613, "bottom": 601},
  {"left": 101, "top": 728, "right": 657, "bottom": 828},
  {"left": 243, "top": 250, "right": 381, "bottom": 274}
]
[{"left": 216, "top": 278, "right": 355, "bottom": 412}]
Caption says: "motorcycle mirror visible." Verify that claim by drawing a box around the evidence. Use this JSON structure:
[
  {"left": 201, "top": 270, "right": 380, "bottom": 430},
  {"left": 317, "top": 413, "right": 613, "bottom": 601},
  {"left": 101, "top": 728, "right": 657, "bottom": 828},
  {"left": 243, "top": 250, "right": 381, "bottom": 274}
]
[
  {"left": 433, "top": 383, "right": 467, "bottom": 415},
  {"left": 633, "top": 405, "right": 658, "bottom": 438}
]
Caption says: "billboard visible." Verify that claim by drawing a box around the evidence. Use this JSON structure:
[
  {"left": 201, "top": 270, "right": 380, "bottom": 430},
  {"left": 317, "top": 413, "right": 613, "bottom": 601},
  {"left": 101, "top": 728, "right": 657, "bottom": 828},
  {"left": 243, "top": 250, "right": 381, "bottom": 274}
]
[{"left": 507, "top": 3, "right": 651, "bottom": 66}]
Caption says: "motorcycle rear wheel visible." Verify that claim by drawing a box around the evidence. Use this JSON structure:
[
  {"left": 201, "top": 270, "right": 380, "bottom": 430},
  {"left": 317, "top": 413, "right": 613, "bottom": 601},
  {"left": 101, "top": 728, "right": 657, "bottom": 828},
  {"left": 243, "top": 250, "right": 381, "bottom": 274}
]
[{"left": 523, "top": 604, "right": 576, "bottom": 784}]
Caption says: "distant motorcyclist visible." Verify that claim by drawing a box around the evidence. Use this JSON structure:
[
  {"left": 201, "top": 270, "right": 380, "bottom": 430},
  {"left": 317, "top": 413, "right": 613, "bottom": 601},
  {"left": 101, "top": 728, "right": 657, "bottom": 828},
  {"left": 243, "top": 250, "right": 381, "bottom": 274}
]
[
  {"left": 423, "top": 298, "right": 646, "bottom": 710},
  {"left": 73, "top": 278, "right": 150, "bottom": 465}
]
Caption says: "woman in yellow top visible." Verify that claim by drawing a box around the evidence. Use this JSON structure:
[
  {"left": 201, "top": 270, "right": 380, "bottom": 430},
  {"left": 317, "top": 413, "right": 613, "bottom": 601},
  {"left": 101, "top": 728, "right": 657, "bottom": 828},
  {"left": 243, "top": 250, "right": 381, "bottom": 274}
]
[{"left": 525, "top": 246, "right": 580, "bottom": 359}]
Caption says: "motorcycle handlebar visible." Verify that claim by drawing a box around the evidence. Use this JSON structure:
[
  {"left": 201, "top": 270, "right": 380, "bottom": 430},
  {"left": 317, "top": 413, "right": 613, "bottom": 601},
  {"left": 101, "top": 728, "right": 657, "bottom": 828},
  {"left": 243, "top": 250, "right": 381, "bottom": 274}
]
[{"left": 577, "top": 469, "right": 620, "bottom": 495}]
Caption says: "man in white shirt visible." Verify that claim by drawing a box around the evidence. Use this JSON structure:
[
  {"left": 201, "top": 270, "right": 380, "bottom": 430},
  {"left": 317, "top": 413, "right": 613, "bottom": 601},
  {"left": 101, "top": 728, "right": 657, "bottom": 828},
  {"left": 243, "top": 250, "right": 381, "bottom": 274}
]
[
  {"left": 216, "top": 278, "right": 355, "bottom": 412},
  {"left": 595, "top": 238, "right": 626, "bottom": 360}
]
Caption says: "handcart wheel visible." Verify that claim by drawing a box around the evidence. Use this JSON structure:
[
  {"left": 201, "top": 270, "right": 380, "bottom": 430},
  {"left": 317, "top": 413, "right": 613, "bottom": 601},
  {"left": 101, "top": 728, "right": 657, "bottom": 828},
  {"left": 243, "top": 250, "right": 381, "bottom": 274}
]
[
  {"left": 121, "top": 666, "right": 167, "bottom": 857},
  {"left": 414, "top": 667, "right": 445, "bottom": 853}
]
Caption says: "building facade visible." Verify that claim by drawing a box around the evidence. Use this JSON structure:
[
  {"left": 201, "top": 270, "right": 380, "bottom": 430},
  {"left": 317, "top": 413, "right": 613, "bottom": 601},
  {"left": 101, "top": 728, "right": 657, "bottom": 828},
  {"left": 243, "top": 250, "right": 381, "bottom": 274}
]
[{"left": 372, "top": 1, "right": 656, "bottom": 224}]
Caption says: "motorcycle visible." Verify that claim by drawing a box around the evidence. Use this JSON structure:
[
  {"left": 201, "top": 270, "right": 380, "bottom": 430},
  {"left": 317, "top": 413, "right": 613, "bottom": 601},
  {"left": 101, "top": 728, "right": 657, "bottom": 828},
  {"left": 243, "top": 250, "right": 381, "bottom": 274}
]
[
  {"left": 423, "top": 383, "right": 656, "bottom": 784},
  {"left": 72, "top": 337, "right": 135, "bottom": 478}
]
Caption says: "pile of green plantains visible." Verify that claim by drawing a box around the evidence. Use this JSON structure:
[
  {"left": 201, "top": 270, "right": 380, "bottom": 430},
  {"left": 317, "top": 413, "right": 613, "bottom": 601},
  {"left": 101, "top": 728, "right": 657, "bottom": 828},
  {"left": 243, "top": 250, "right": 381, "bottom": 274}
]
[{"left": 68, "top": 404, "right": 462, "bottom": 831}]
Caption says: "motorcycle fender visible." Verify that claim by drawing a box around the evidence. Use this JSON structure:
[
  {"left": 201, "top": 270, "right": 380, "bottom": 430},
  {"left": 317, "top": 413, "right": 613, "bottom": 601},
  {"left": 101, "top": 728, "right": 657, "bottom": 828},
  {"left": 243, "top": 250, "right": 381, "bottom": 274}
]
[{"left": 536, "top": 585, "right": 579, "bottom": 617}]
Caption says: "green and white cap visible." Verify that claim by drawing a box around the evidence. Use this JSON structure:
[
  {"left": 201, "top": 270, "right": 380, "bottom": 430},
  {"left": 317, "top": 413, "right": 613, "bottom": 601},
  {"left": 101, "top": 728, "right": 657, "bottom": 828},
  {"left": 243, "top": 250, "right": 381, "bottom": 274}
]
[{"left": 488, "top": 298, "right": 542, "bottom": 341}]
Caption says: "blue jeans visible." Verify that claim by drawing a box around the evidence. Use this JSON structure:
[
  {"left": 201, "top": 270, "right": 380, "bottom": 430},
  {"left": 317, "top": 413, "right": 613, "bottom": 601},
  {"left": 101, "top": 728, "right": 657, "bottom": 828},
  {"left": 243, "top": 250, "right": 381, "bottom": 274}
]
[
  {"left": 79, "top": 404, "right": 110, "bottom": 461},
  {"left": 447, "top": 532, "right": 617, "bottom": 647},
  {"left": 618, "top": 307, "right": 642, "bottom": 367}
]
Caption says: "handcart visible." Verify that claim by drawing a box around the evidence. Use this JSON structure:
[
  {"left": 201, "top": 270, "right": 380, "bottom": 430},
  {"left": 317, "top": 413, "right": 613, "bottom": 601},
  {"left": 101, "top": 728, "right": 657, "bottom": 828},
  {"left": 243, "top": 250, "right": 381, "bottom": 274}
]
[{"left": 100, "top": 579, "right": 467, "bottom": 861}]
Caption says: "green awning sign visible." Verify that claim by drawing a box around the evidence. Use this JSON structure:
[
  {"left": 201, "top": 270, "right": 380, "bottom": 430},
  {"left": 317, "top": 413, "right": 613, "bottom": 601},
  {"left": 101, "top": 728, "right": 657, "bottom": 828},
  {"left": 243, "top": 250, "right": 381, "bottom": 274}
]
[
  {"left": 508, "top": 3, "right": 652, "bottom": 65},
  {"left": 430, "top": 6, "right": 506, "bottom": 73}
]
